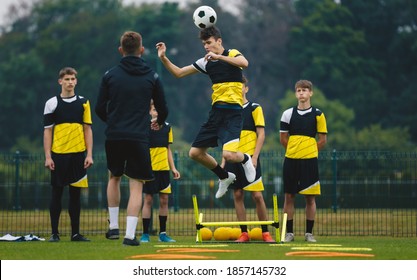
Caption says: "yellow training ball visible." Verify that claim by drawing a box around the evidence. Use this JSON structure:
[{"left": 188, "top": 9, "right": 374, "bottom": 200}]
[
  {"left": 229, "top": 228, "right": 242, "bottom": 240},
  {"left": 249, "top": 227, "right": 263, "bottom": 240},
  {"left": 213, "top": 227, "right": 230, "bottom": 241},
  {"left": 200, "top": 227, "right": 213, "bottom": 241}
]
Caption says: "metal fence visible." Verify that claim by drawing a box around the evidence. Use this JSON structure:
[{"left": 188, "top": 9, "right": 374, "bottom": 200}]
[{"left": 0, "top": 150, "right": 416, "bottom": 238}]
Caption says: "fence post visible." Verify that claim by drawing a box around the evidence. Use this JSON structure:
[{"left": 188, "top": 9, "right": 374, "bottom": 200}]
[
  {"left": 173, "top": 151, "right": 179, "bottom": 212},
  {"left": 14, "top": 150, "right": 21, "bottom": 210},
  {"left": 331, "top": 149, "right": 338, "bottom": 213}
]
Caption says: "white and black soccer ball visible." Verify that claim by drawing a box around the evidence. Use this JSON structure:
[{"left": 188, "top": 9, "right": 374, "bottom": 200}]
[{"left": 193, "top": 5, "right": 217, "bottom": 29}]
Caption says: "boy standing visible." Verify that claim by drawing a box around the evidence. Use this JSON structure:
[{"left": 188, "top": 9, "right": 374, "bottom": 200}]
[
  {"left": 140, "top": 101, "right": 180, "bottom": 243},
  {"left": 222, "top": 76, "right": 275, "bottom": 243},
  {"left": 156, "top": 26, "right": 255, "bottom": 198},
  {"left": 43, "top": 67, "right": 93, "bottom": 242},
  {"left": 96, "top": 31, "right": 168, "bottom": 246},
  {"left": 279, "top": 80, "right": 327, "bottom": 242}
]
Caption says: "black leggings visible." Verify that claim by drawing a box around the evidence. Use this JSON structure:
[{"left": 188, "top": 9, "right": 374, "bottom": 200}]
[{"left": 49, "top": 185, "right": 81, "bottom": 236}]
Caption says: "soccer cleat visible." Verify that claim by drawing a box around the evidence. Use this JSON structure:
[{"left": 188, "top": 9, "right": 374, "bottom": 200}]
[
  {"left": 284, "top": 232, "right": 294, "bottom": 243},
  {"left": 241, "top": 154, "right": 256, "bottom": 183},
  {"left": 305, "top": 233, "right": 317, "bottom": 242},
  {"left": 158, "top": 232, "right": 176, "bottom": 242},
  {"left": 105, "top": 228, "right": 120, "bottom": 240},
  {"left": 140, "top": 233, "right": 150, "bottom": 243},
  {"left": 123, "top": 237, "right": 140, "bottom": 246},
  {"left": 71, "top": 233, "right": 90, "bottom": 242},
  {"left": 48, "top": 233, "right": 60, "bottom": 242},
  {"left": 215, "top": 172, "right": 236, "bottom": 198},
  {"left": 262, "top": 232, "right": 275, "bottom": 243},
  {"left": 235, "top": 232, "right": 250, "bottom": 243}
]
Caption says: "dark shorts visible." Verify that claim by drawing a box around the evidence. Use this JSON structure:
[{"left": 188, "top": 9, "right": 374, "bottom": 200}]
[
  {"left": 192, "top": 107, "right": 242, "bottom": 152},
  {"left": 51, "top": 152, "right": 86, "bottom": 187},
  {"left": 105, "top": 140, "right": 154, "bottom": 181},
  {"left": 143, "top": 171, "right": 171, "bottom": 194},
  {"left": 283, "top": 157, "right": 321, "bottom": 195},
  {"left": 224, "top": 157, "right": 264, "bottom": 191}
]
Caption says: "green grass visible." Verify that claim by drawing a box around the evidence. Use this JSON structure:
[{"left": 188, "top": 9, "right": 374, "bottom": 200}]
[{"left": 1, "top": 236, "right": 416, "bottom": 260}]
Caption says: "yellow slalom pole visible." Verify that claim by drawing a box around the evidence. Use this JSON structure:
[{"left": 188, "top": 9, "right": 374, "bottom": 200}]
[
  {"left": 280, "top": 213, "right": 288, "bottom": 243},
  {"left": 192, "top": 195, "right": 202, "bottom": 242},
  {"left": 273, "top": 193, "right": 279, "bottom": 241}
]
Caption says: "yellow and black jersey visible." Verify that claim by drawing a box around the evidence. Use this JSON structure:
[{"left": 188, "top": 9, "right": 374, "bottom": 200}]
[
  {"left": 280, "top": 106, "right": 327, "bottom": 159},
  {"left": 149, "top": 122, "right": 173, "bottom": 171},
  {"left": 193, "top": 49, "right": 243, "bottom": 106},
  {"left": 43, "top": 95, "right": 92, "bottom": 154},
  {"left": 238, "top": 101, "right": 265, "bottom": 155}
]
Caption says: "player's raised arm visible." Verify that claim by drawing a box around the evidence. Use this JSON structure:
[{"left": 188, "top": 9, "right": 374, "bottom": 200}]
[{"left": 156, "top": 42, "right": 198, "bottom": 78}]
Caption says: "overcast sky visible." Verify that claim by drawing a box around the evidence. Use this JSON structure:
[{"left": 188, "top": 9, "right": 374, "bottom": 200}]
[{"left": 0, "top": 0, "right": 239, "bottom": 26}]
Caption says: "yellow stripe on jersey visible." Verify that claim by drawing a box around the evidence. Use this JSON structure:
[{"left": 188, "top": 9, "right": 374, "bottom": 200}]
[
  {"left": 238, "top": 130, "right": 257, "bottom": 155},
  {"left": 299, "top": 181, "right": 321, "bottom": 195},
  {"left": 242, "top": 177, "right": 265, "bottom": 192},
  {"left": 71, "top": 175, "right": 88, "bottom": 188},
  {"left": 317, "top": 112, "right": 327, "bottom": 133},
  {"left": 211, "top": 82, "right": 243, "bottom": 106},
  {"left": 285, "top": 135, "right": 318, "bottom": 159},
  {"left": 52, "top": 123, "right": 86, "bottom": 154},
  {"left": 150, "top": 147, "right": 169, "bottom": 171},
  {"left": 223, "top": 138, "right": 240, "bottom": 152},
  {"left": 252, "top": 106, "right": 265, "bottom": 127}
]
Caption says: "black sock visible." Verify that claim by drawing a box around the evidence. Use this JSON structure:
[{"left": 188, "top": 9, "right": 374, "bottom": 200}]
[
  {"left": 211, "top": 164, "right": 228, "bottom": 180},
  {"left": 306, "top": 219, "right": 315, "bottom": 234},
  {"left": 159, "top": 215, "right": 167, "bottom": 233},
  {"left": 261, "top": 225, "right": 268, "bottom": 232},
  {"left": 240, "top": 225, "right": 248, "bottom": 233},
  {"left": 241, "top": 154, "right": 249, "bottom": 164},
  {"left": 286, "top": 219, "right": 294, "bottom": 233},
  {"left": 142, "top": 218, "right": 151, "bottom": 234}
]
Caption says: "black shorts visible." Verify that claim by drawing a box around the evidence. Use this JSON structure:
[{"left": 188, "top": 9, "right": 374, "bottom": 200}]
[
  {"left": 192, "top": 107, "right": 242, "bottom": 152},
  {"left": 283, "top": 157, "right": 321, "bottom": 195},
  {"left": 105, "top": 140, "right": 154, "bottom": 181},
  {"left": 143, "top": 171, "right": 171, "bottom": 194},
  {"left": 224, "top": 157, "right": 264, "bottom": 191},
  {"left": 51, "top": 152, "right": 87, "bottom": 188}
]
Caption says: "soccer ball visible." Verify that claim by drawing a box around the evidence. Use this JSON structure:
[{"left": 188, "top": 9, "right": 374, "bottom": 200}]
[
  {"left": 213, "top": 227, "right": 230, "bottom": 241},
  {"left": 193, "top": 5, "right": 217, "bottom": 29},
  {"left": 249, "top": 227, "right": 263, "bottom": 241},
  {"left": 200, "top": 227, "right": 213, "bottom": 241}
]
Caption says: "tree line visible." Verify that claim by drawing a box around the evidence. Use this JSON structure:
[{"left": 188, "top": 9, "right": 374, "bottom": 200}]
[{"left": 0, "top": 0, "right": 416, "bottom": 154}]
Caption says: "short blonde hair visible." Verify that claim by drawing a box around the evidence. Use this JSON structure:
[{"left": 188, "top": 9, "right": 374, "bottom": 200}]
[{"left": 295, "top": 80, "right": 313, "bottom": 91}]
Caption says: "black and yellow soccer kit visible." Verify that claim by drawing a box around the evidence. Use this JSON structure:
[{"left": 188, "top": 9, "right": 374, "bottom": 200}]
[
  {"left": 192, "top": 48, "right": 245, "bottom": 152},
  {"left": 144, "top": 122, "right": 173, "bottom": 194},
  {"left": 43, "top": 95, "right": 92, "bottom": 187},
  {"left": 225, "top": 101, "right": 265, "bottom": 191},
  {"left": 280, "top": 106, "right": 327, "bottom": 195}
]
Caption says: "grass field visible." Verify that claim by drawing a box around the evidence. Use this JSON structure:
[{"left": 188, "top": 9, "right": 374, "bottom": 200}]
[{"left": 1, "top": 235, "right": 416, "bottom": 260}]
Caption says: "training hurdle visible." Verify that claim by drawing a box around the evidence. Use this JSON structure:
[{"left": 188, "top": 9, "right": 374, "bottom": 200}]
[{"left": 192, "top": 193, "right": 283, "bottom": 243}]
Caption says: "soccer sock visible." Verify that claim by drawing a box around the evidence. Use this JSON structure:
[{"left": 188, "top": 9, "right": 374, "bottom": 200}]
[
  {"left": 49, "top": 185, "right": 64, "bottom": 234},
  {"left": 211, "top": 164, "right": 228, "bottom": 180},
  {"left": 68, "top": 186, "right": 81, "bottom": 236},
  {"left": 142, "top": 218, "right": 151, "bottom": 234},
  {"left": 306, "top": 219, "right": 315, "bottom": 234},
  {"left": 125, "top": 216, "right": 138, "bottom": 240},
  {"left": 286, "top": 219, "right": 294, "bottom": 233},
  {"left": 261, "top": 225, "right": 268, "bottom": 233},
  {"left": 159, "top": 215, "right": 167, "bottom": 233},
  {"left": 240, "top": 225, "right": 248, "bottom": 233},
  {"left": 108, "top": 207, "right": 119, "bottom": 229},
  {"left": 241, "top": 153, "right": 249, "bottom": 164}
]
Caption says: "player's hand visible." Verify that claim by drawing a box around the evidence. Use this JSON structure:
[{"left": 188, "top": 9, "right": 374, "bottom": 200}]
[
  {"left": 155, "top": 42, "right": 167, "bottom": 58},
  {"left": 150, "top": 118, "right": 162, "bottom": 131},
  {"left": 84, "top": 156, "right": 94, "bottom": 169},
  {"left": 172, "top": 169, "right": 181, "bottom": 179},
  {"left": 45, "top": 158, "right": 55, "bottom": 171},
  {"left": 205, "top": 51, "right": 218, "bottom": 61}
]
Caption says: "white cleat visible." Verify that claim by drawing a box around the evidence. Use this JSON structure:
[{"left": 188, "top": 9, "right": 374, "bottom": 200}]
[
  {"left": 241, "top": 154, "right": 256, "bottom": 182},
  {"left": 305, "top": 233, "right": 317, "bottom": 242},
  {"left": 215, "top": 172, "right": 236, "bottom": 198}
]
